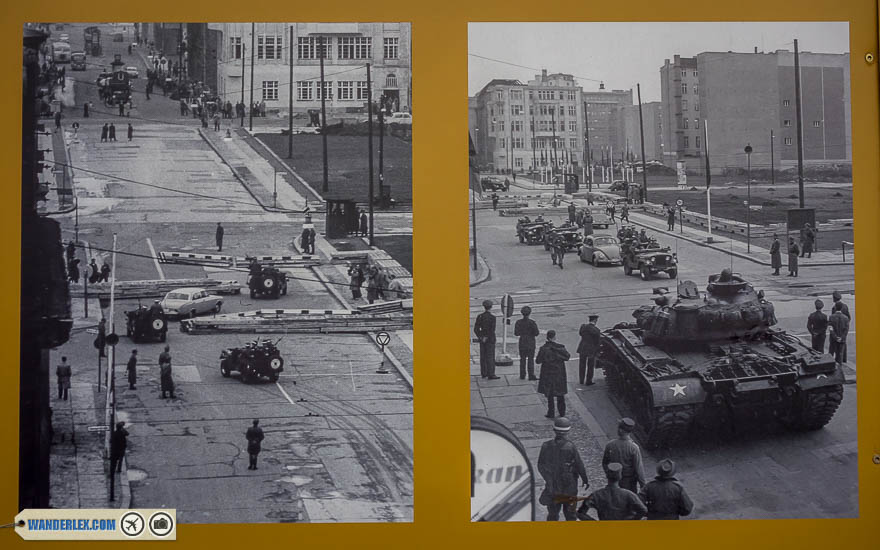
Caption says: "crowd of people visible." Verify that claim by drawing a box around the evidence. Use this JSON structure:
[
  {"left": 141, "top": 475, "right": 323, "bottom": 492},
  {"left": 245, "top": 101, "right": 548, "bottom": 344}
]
[{"left": 347, "top": 263, "right": 408, "bottom": 303}]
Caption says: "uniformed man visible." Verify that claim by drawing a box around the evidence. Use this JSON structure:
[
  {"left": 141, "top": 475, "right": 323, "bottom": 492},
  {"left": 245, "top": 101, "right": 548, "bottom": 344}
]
[
  {"left": 514, "top": 306, "right": 539, "bottom": 380},
  {"left": 215, "top": 222, "right": 225, "bottom": 251},
  {"left": 491, "top": 192, "right": 499, "bottom": 211},
  {"left": 579, "top": 462, "right": 646, "bottom": 521},
  {"left": 807, "top": 299, "right": 828, "bottom": 353},
  {"left": 620, "top": 204, "right": 630, "bottom": 223},
  {"left": 769, "top": 234, "right": 782, "bottom": 276},
  {"left": 638, "top": 229, "right": 650, "bottom": 244},
  {"left": 158, "top": 345, "right": 175, "bottom": 399},
  {"left": 148, "top": 299, "right": 163, "bottom": 317},
  {"left": 537, "top": 417, "right": 589, "bottom": 521},
  {"left": 536, "top": 330, "right": 571, "bottom": 418},
  {"left": 582, "top": 211, "right": 594, "bottom": 236},
  {"left": 577, "top": 314, "right": 601, "bottom": 386},
  {"left": 474, "top": 300, "right": 499, "bottom": 380},
  {"left": 126, "top": 349, "right": 138, "bottom": 390},
  {"left": 554, "top": 241, "right": 566, "bottom": 269},
  {"left": 246, "top": 419, "right": 265, "bottom": 470},
  {"left": 602, "top": 418, "right": 646, "bottom": 493},
  {"left": 666, "top": 206, "right": 676, "bottom": 231},
  {"left": 568, "top": 202, "right": 576, "bottom": 223},
  {"left": 639, "top": 459, "right": 694, "bottom": 520},
  {"left": 831, "top": 290, "right": 851, "bottom": 320},
  {"left": 828, "top": 302, "right": 850, "bottom": 366}
]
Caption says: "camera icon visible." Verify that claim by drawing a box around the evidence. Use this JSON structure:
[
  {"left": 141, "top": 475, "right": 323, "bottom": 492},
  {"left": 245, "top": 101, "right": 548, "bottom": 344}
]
[{"left": 147, "top": 512, "right": 174, "bottom": 537}]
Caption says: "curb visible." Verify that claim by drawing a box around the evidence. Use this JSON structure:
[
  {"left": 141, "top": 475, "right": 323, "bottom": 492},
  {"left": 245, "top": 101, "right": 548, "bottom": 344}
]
[
  {"left": 247, "top": 132, "right": 324, "bottom": 205},
  {"left": 469, "top": 253, "right": 492, "bottom": 287}
]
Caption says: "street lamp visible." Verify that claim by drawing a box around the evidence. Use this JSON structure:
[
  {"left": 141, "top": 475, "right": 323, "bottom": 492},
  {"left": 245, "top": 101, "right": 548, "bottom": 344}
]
[{"left": 744, "top": 143, "right": 753, "bottom": 253}]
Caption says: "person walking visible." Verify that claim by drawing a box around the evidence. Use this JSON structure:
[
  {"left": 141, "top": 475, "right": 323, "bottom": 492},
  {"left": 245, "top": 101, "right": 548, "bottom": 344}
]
[
  {"left": 514, "top": 306, "right": 539, "bottom": 381},
  {"left": 553, "top": 241, "right": 566, "bottom": 270},
  {"left": 474, "top": 300, "right": 499, "bottom": 380},
  {"left": 54, "top": 110, "right": 63, "bottom": 132},
  {"left": 127, "top": 123, "right": 133, "bottom": 141},
  {"left": 537, "top": 417, "right": 589, "bottom": 521},
  {"left": 666, "top": 206, "right": 676, "bottom": 231},
  {"left": 831, "top": 290, "right": 851, "bottom": 320},
  {"left": 788, "top": 237, "right": 800, "bottom": 277},
  {"left": 213, "top": 112, "right": 221, "bottom": 131},
  {"left": 348, "top": 263, "right": 364, "bottom": 300},
  {"left": 100, "top": 123, "right": 108, "bottom": 142},
  {"left": 308, "top": 227, "right": 317, "bottom": 255},
  {"left": 770, "top": 234, "right": 782, "bottom": 275},
  {"left": 360, "top": 210, "right": 369, "bottom": 237},
  {"left": 366, "top": 266, "right": 381, "bottom": 304},
  {"left": 215, "top": 222, "right": 224, "bottom": 252},
  {"left": 568, "top": 202, "right": 576, "bottom": 224},
  {"left": 491, "top": 192, "right": 499, "bottom": 211},
  {"left": 56, "top": 356, "right": 72, "bottom": 400},
  {"left": 246, "top": 419, "right": 265, "bottom": 470},
  {"left": 640, "top": 459, "right": 694, "bottom": 520},
  {"left": 828, "top": 302, "right": 850, "bottom": 367},
  {"left": 100, "top": 261, "right": 111, "bottom": 283},
  {"left": 158, "top": 345, "right": 175, "bottom": 399},
  {"left": 602, "top": 418, "right": 646, "bottom": 494},
  {"left": 578, "top": 463, "right": 647, "bottom": 521},
  {"left": 109, "top": 421, "right": 129, "bottom": 474},
  {"left": 807, "top": 299, "right": 828, "bottom": 353},
  {"left": 800, "top": 223, "right": 815, "bottom": 258},
  {"left": 536, "top": 330, "right": 570, "bottom": 418},
  {"left": 620, "top": 204, "right": 629, "bottom": 223},
  {"left": 126, "top": 349, "right": 138, "bottom": 390},
  {"left": 108, "top": 123, "right": 117, "bottom": 142},
  {"left": 577, "top": 314, "right": 601, "bottom": 385},
  {"left": 88, "top": 259, "right": 100, "bottom": 284}
]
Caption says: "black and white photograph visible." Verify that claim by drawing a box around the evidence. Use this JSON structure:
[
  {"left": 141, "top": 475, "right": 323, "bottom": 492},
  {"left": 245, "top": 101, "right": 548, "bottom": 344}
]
[
  {"left": 469, "top": 22, "right": 856, "bottom": 521},
  {"left": 21, "top": 22, "right": 413, "bottom": 523}
]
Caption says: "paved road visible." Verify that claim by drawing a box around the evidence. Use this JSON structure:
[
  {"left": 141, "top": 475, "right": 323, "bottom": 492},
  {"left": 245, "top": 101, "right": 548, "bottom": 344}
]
[
  {"left": 52, "top": 23, "right": 413, "bottom": 523},
  {"left": 470, "top": 208, "right": 858, "bottom": 520}
]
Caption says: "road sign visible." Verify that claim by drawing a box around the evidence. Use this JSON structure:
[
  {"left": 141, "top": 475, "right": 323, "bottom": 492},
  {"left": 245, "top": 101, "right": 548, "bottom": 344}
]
[
  {"left": 676, "top": 199, "right": 683, "bottom": 207},
  {"left": 749, "top": 205, "right": 763, "bottom": 210},
  {"left": 375, "top": 331, "right": 391, "bottom": 347},
  {"left": 502, "top": 294, "right": 515, "bottom": 318},
  {"left": 87, "top": 425, "right": 110, "bottom": 432},
  {"left": 106, "top": 333, "right": 119, "bottom": 346}
]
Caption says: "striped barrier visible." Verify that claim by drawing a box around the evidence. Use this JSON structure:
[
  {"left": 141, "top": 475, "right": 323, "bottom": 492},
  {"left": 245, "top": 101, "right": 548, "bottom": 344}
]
[
  {"left": 159, "top": 251, "right": 322, "bottom": 268},
  {"left": 158, "top": 252, "right": 234, "bottom": 265},
  {"left": 180, "top": 308, "right": 413, "bottom": 334}
]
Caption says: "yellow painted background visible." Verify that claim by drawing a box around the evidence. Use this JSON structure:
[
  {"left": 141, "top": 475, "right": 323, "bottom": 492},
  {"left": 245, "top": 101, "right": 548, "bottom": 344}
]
[{"left": 1, "top": 1, "right": 877, "bottom": 548}]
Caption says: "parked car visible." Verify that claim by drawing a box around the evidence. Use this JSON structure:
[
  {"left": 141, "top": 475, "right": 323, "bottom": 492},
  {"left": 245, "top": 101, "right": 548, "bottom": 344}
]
[
  {"left": 125, "top": 66, "right": 139, "bottom": 79},
  {"left": 578, "top": 234, "right": 622, "bottom": 265},
  {"left": 388, "top": 112, "right": 412, "bottom": 125},
  {"left": 481, "top": 177, "right": 509, "bottom": 192},
  {"left": 160, "top": 287, "right": 223, "bottom": 318},
  {"left": 59, "top": 33, "right": 69, "bottom": 42}
]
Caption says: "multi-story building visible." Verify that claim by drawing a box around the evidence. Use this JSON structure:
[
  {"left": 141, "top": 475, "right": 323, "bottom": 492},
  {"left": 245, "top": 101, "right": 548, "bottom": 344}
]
[
  {"left": 623, "top": 101, "right": 664, "bottom": 162},
  {"left": 202, "top": 23, "right": 410, "bottom": 117},
  {"left": 661, "top": 50, "right": 851, "bottom": 171},
  {"left": 583, "top": 85, "right": 633, "bottom": 166}
]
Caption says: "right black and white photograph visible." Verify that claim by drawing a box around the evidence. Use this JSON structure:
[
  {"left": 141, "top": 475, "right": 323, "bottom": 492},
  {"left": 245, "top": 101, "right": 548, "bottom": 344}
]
[{"left": 469, "top": 22, "right": 857, "bottom": 521}]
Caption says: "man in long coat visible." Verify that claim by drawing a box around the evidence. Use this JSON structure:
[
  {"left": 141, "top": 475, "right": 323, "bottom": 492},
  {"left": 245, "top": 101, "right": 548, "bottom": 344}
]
[
  {"left": 800, "top": 223, "right": 815, "bottom": 258},
  {"left": 56, "top": 356, "right": 72, "bottom": 400},
  {"left": 514, "top": 306, "right": 539, "bottom": 381},
  {"left": 602, "top": 418, "right": 646, "bottom": 493},
  {"left": 126, "top": 349, "right": 138, "bottom": 390},
  {"left": 366, "top": 266, "right": 381, "bottom": 304},
  {"left": 474, "top": 300, "right": 498, "bottom": 380},
  {"left": 246, "top": 419, "right": 265, "bottom": 470},
  {"left": 215, "top": 222, "right": 224, "bottom": 251},
  {"left": 536, "top": 330, "right": 570, "bottom": 418},
  {"left": 807, "top": 299, "right": 828, "bottom": 353},
  {"left": 828, "top": 302, "right": 850, "bottom": 366},
  {"left": 159, "top": 345, "right": 175, "bottom": 398},
  {"left": 769, "top": 234, "right": 782, "bottom": 275},
  {"left": 640, "top": 459, "right": 694, "bottom": 520},
  {"left": 537, "top": 417, "right": 589, "bottom": 521},
  {"left": 577, "top": 314, "right": 601, "bottom": 385},
  {"left": 788, "top": 238, "right": 800, "bottom": 277},
  {"left": 110, "top": 421, "right": 129, "bottom": 474}
]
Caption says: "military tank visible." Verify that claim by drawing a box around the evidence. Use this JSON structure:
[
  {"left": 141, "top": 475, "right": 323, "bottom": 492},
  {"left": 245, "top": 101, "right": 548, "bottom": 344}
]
[{"left": 597, "top": 270, "right": 844, "bottom": 449}]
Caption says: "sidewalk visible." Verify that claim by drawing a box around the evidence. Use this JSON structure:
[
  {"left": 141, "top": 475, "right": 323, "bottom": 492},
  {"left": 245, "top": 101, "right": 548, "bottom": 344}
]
[{"left": 469, "top": 250, "right": 491, "bottom": 286}]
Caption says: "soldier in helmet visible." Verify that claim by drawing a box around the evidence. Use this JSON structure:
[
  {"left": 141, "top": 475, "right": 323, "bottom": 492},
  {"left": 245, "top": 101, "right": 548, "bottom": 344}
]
[
  {"left": 640, "top": 459, "right": 694, "bottom": 520},
  {"left": 578, "top": 462, "right": 646, "bottom": 521},
  {"left": 602, "top": 418, "right": 646, "bottom": 493},
  {"left": 149, "top": 299, "right": 164, "bottom": 317},
  {"left": 474, "top": 300, "right": 499, "bottom": 380},
  {"left": 807, "top": 299, "right": 828, "bottom": 353},
  {"left": 514, "top": 306, "right": 539, "bottom": 380},
  {"left": 537, "top": 417, "right": 589, "bottom": 521}
]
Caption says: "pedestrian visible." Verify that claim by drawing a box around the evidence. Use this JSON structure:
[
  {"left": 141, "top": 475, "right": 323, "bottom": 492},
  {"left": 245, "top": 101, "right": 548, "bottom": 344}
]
[
  {"left": 536, "top": 330, "right": 570, "bottom": 418},
  {"left": 387, "top": 274, "right": 407, "bottom": 300},
  {"left": 568, "top": 203, "right": 576, "bottom": 224},
  {"left": 360, "top": 210, "right": 368, "bottom": 237},
  {"left": 118, "top": 101, "right": 125, "bottom": 116},
  {"left": 300, "top": 227, "right": 310, "bottom": 253},
  {"left": 474, "top": 300, "right": 499, "bottom": 380},
  {"left": 514, "top": 306, "right": 539, "bottom": 381},
  {"left": 308, "top": 228, "right": 317, "bottom": 255},
  {"left": 109, "top": 421, "right": 129, "bottom": 474},
  {"left": 620, "top": 204, "right": 629, "bottom": 223},
  {"left": 126, "top": 349, "right": 138, "bottom": 390},
  {"left": 97, "top": 317, "right": 107, "bottom": 358},
  {"left": 145, "top": 81, "right": 151, "bottom": 100},
  {"left": 577, "top": 314, "right": 601, "bottom": 386},
  {"left": 216, "top": 222, "right": 224, "bottom": 252},
  {"left": 807, "top": 299, "right": 828, "bottom": 353},
  {"left": 831, "top": 290, "right": 851, "bottom": 320},
  {"left": 491, "top": 192, "right": 499, "bottom": 211},
  {"left": 213, "top": 112, "right": 221, "bottom": 131},
  {"left": 88, "top": 258, "right": 100, "bottom": 284},
  {"left": 127, "top": 123, "right": 133, "bottom": 141},
  {"left": 376, "top": 266, "right": 389, "bottom": 300},
  {"left": 609, "top": 203, "right": 616, "bottom": 222},
  {"left": 56, "top": 356, "right": 71, "bottom": 400},
  {"left": 513, "top": 172, "right": 517, "bottom": 183},
  {"left": 348, "top": 263, "right": 364, "bottom": 300},
  {"left": 554, "top": 241, "right": 566, "bottom": 269},
  {"left": 800, "top": 223, "right": 815, "bottom": 258},
  {"left": 770, "top": 233, "right": 782, "bottom": 276},
  {"left": 503, "top": 177, "right": 510, "bottom": 191},
  {"left": 67, "top": 258, "right": 80, "bottom": 283},
  {"left": 260, "top": 100, "right": 266, "bottom": 117},
  {"left": 246, "top": 419, "right": 265, "bottom": 470},
  {"left": 366, "top": 266, "right": 381, "bottom": 304},
  {"left": 667, "top": 206, "right": 676, "bottom": 231},
  {"left": 828, "top": 302, "right": 850, "bottom": 366},
  {"left": 537, "top": 417, "right": 589, "bottom": 521},
  {"left": 159, "top": 345, "right": 175, "bottom": 399},
  {"left": 83, "top": 101, "right": 89, "bottom": 117},
  {"left": 578, "top": 463, "right": 647, "bottom": 521},
  {"left": 180, "top": 98, "right": 187, "bottom": 116},
  {"left": 602, "top": 418, "right": 646, "bottom": 493},
  {"left": 100, "top": 123, "right": 108, "bottom": 142},
  {"left": 788, "top": 237, "right": 799, "bottom": 277},
  {"left": 108, "top": 123, "right": 117, "bottom": 142},
  {"left": 54, "top": 110, "right": 62, "bottom": 132},
  {"left": 100, "top": 261, "right": 111, "bottom": 283},
  {"left": 639, "top": 459, "right": 694, "bottom": 520},
  {"left": 583, "top": 211, "right": 594, "bottom": 237}
]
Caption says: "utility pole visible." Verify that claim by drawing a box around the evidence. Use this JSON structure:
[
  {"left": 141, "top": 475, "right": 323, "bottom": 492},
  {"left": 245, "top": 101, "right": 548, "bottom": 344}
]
[
  {"left": 471, "top": 184, "right": 478, "bottom": 270},
  {"left": 320, "top": 36, "right": 328, "bottom": 192},
  {"left": 583, "top": 101, "right": 591, "bottom": 192},
  {"left": 770, "top": 129, "right": 775, "bottom": 186},
  {"left": 637, "top": 84, "right": 648, "bottom": 203},
  {"left": 240, "top": 42, "right": 245, "bottom": 127},
  {"left": 248, "top": 22, "right": 254, "bottom": 132},
  {"left": 378, "top": 109, "right": 385, "bottom": 202},
  {"left": 794, "top": 38, "right": 805, "bottom": 208},
  {"left": 550, "top": 107, "right": 558, "bottom": 184},
  {"left": 177, "top": 25, "right": 182, "bottom": 87},
  {"left": 704, "top": 119, "right": 713, "bottom": 243},
  {"left": 288, "top": 25, "right": 293, "bottom": 159},
  {"left": 745, "top": 144, "right": 753, "bottom": 252},
  {"left": 530, "top": 115, "right": 537, "bottom": 171},
  {"left": 367, "top": 63, "right": 374, "bottom": 246}
]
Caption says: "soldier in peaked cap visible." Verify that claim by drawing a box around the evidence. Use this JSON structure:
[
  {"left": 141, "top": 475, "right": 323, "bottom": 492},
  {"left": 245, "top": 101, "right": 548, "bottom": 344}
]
[
  {"left": 639, "top": 459, "right": 694, "bottom": 520},
  {"left": 577, "top": 314, "right": 601, "bottom": 386},
  {"left": 514, "top": 306, "right": 540, "bottom": 381},
  {"left": 831, "top": 290, "right": 851, "bottom": 320},
  {"left": 579, "top": 462, "right": 646, "bottom": 521},
  {"left": 807, "top": 299, "right": 828, "bottom": 353},
  {"left": 474, "top": 300, "right": 499, "bottom": 380},
  {"left": 602, "top": 418, "right": 646, "bottom": 493},
  {"left": 537, "top": 417, "right": 589, "bottom": 521}
]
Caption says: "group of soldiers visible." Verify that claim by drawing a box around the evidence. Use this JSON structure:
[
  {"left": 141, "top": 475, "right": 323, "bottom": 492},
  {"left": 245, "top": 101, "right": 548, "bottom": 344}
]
[
  {"left": 348, "top": 263, "right": 408, "bottom": 303},
  {"left": 768, "top": 223, "right": 818, "bottom": 277},
  {"left": 806, "top": 290, "right": 852, "bottom": 367}
]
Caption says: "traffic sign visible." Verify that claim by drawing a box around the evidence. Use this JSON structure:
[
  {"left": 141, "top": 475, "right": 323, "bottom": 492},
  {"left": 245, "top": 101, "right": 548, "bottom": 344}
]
[
  {"left": 375, "top": 331, "right": 391, "bottom": 347},
  {"left": 676, "top": 199, "right": 683, "bottom": 207},
  {"left": 87, "top": 425, "right": 110, "bottom": 432},
  {"left": 106, "top": 333, "right": 119, "bottom": 346},
  {"left": 502, "top": 294, "right": 515, "bottom": 318},
  {"left": 749, "top": 205, "right": 763, "bottom": 210}
]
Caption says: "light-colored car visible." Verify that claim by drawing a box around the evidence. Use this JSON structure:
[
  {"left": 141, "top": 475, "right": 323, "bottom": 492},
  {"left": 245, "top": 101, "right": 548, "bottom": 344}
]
[
  {"left": 388, "top": 111, "right": 412, "bottom": 125},
  {"left": 125, "top": 66, "right": 139, "bottom": 79},
  {"left": 587, "top": 205, "right": 613, "bottom": 228},
  {"left": 59, "top": 33, "right": 69, "bottom": 42},
  {"left": 579, "top": 234, "right": 622, "bottom": 265},
  {"left": 160, "top": 288, "right": 223, "bottom": 318}
]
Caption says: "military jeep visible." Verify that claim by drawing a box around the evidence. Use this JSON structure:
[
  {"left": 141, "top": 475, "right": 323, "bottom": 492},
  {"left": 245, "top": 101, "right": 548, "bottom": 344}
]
[
  {"left": 124, "top": 307, "right": 168, "bottom": 342},
  {"left": 621, "top": 238, "right": 678, "bottom": 280},
  {"left": 247, "top": 265, "right": 289, "bottom": 299},
  {"left": 219, "top": 339, "right": 285, "bottom": 383}
]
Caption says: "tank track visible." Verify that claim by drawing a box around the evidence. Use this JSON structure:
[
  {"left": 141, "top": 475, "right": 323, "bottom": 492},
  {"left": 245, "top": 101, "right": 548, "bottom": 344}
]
[
  {"left": 644, "top": 405, "right": 697, "bottom": 450},
  {"left": 785, "top": 384, "right": 844, "bottom": 431}
]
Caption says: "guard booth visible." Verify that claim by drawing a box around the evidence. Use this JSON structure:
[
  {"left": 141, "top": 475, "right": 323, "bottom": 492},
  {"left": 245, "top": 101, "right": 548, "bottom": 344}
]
[{"left": 325, "top": 197, "right": 359, "bottom": 238}]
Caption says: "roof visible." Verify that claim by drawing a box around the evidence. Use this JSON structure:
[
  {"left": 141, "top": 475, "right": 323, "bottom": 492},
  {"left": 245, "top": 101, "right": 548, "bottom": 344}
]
[
  {"left": 163, "top": 288, "right": 207, "bottom": 295},
  {"left": 475, "top": 79, "right": 524, "bottom": 97}
]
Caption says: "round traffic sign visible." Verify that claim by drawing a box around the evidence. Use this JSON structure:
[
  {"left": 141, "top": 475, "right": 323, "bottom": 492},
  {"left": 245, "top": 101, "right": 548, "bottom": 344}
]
[
  {"left": 676, "top": 199, "right": 683, "bottom": 207},
  {"left": 106, "top": 333, "right": 119, "bottom": 346},
  {"left": 375, "top": 331, "right": 391, "bottom": 346}
]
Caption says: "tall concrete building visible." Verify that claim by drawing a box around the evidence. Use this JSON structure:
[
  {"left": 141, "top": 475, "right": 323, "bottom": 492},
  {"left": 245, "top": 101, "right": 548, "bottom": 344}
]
[
  {"left": 583, "top": 86, "right": 633, "bottom": 166},
  {"left": 661, "top": 50, "right": 851, "bottom": 171},
  {"left": 623, "top": 101, "right": 664, "bottom": 162},
  {"left": 205, "top": 23, "right": 411, "bottom": 116}
]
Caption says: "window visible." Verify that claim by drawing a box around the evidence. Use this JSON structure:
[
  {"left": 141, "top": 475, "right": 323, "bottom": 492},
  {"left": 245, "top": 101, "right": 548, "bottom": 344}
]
[
  {"left": 512, "top": 137, "right": 524, "bottom": 149},
  {"left": 318, "top": 81, "right": 332, "bottom": 100},
  {"left": 695, "top": 135, "right": 701, "bottom": 149},
  {"left": 528, "top": 91, "right": 534, "bottom": 99},
  {"left": 262, "top": 81, "right": 278, "bottom": 101},
  {"left": 559, "top": 121, "right": 565, "bottom": 131},
  {"left": 511, "top": 104, "right": 524, "bottom": 116},
  {"left": 510, "top": 89, "right": 523, "bottom": 101},
  {"left": 515, "top": 157, "right": 523, "bottom": 168},
  {"left": 568, "top": 105, "right": 576, "bottom": 116},
  {"left": 683, "top": 136, "right": 689, "bottom": 148},
  {"left": 498, "top": 120, "right": 505, "bottom": 131},
  {"left": 496, "top": 91, "right": 504, "bottom": 101},
  {"left": 813, "top": 120, "right": 822, "bottom": 127},
  {"left": 569, "top": 138, "right": 578, "bottom": 149},
  {"left": 681, "top": 83, "right": 688, "bottom": 94},
  {"left": 784, "top": 137, "right": 793, "bottom": 145},
  {"left": 529, "top": 105, "right": 534, "bottom": 116},
  {"left": 512, "top": 120, "right": 523, "bottom": 132},
  {"left": 540, "top": 105, "right": 551, "bottom": 116},
  {"left": 499, "top": 138, "right": 506, "bottom": 149},
  {"left": 339, "top": 36, "right": 372, "bottom": 59},
  {"left": 568, "top": 121, "right": 576, "bottom": 132},
  {"left": 568, "top": 90, "right": 576, "bottom": 100},
  {"left": 694, "top": 118, "right": 699, "bottom": 128},
  {"left": 297, "top": 81, "right": 313, "bottom": 101},
  {"left": 357, "top": 81, "right": 369, "bottom": 100},
  {"left": 683, "top": 117, "right": 689, "bottom": 129},
  {"left": 784, "top": 120, "right": 792, "bottom": 127},
  {"left": 693, "top": 70, "right": 698, "bottom": 77},
  {"left": 681, "top": 69, "right": 687, "bottom": 77},
  {"left": 694, "top": 101, "right": 699, "bottom": 112},
  {"left": 230, "top": 37, "right": 242, "bottom": 60},
  {"left": 383, "top": 37, "right": 399, "bottom": 59},
  {"left": 337, "top": 81, "right": 354, "bottom": 100},
  {"left": 693, "top": 85, "right": 698, "bottom": 94},
  {"left": 297, "top": 36, "right": 329, "bottom": 59},
  {"left": 783, "top": 99, "right": 791, "bottom": 106},
  {"left": 257, "top": 34, "right": 282, "bottom": 60},
  {"left": 538, "top": 90, "right": 554, "bottom": 100},
  {"left": 682, "top": 99, "right": 688, "bottom": 111},
  {"left": 386, "top": 74, "right": 397, "bottom": 88}
]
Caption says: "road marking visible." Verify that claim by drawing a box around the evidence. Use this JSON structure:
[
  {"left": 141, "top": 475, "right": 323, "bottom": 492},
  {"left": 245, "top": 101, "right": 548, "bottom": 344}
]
[
  {"left": 349, "top": 361, "right": 356, "bottom": 392},
  {"left": 84, "top": 240, "right": 92, "bottom": 261},
  {"left": 275, "top": 381, "right": 296, "bottom": 405},
  {"left": 146, "top": 238, "right": 165, "bottom": 280}
]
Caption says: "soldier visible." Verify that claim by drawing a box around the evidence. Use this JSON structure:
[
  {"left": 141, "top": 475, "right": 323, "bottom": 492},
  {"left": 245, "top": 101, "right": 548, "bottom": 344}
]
[
  {"left": 66, "top": 240, "right": 76, "bottom": 263},
  {"left": 788, "top": 238, "right": 800, "bottom": 277},
  {"left": 828, "top": 302, "right": 850, "bottom": 367},
  {"left": 88, "top": 258, "right": 100, "bottom": 284},
  {"left": 215, "top": 222, "right": 224, "bottom": 251},
  {"left": 831, "top": 290, "right": 851, "bottom": 320},
  {"left": 568, "top": 202, "right": 576, "bottom": 224},
  {"left": 769, "top": 233, "right": 782, "bottom": 275},
  {"left": 100, "top": 261, "right": 111, "bottom": 282},
  {"left": 474, "top": 300, "right": 499, "bottom": 380},
  {"left": 109, "top": 421, "right": 129, "bottom": 474},
  {"left": 578, "top": 462, "right": 646, "bottom": 521},
  {"left": 639, "top": 459, "right": 694, "bottom": 520},
  {"left": 638, "top": 228, "right": 650, "bottom": 245},
  {"left": 126, "top": 349, "right": 138, "bottom": 390},
  {"left": 666, "top": 206, "right": 676, "bottom": 231},
  {"left": 159, "top": 345, "right": 175, "bottom": 399},
  {"left": 149, "top": 299, "right": 163, "bottom": 317},
  {"left": 582, "top": 210, "right": 594, "bottom": 237},
  {"left": 602, "top": 418, "right": 646, "bottom": 493},
  {"left": 127, "top": 123, "right": 133, "bottom": 141},
  {"left": 300, "top": 227, "right": 310, "bottom": 253},
  {"left": 109, "top": 123, "right": 117, "bottom": 142},
  {"left": 514, "top": 306, "right": 539, "bottom": 381},
  {"left": 246, "top": 419, "right": 265, "bottom": 470},
  {"left": 537, "top": 417, "right": 589, "bottom": 521},
  {"left": 360, "top": 210, "right": 368, "bottom": 237},
  {"left": 56, "top": 356, "right": 72, "bottom": 400},
  {"left": 620, "top": 204, "right": 629, "bottom": 223},
  {"left": 577, "top": 314, "right": 601, "bottom": 386},
  {"left": 554, "top": 241, "right": 566, "bottom": 270},
  {"left": 536, "top": 330, "right": 571, "bottom": 418},
  {"left": 807, "top": 299, "right": 828, "bottom": 353},
  {"left": 348, "top": 263, "right": 365, "bottom": 300},
  {"left": 800, "top": 223, "right": 815, "bottom": 258},
  {"left": 366, "top": 266, "right": 381, "bottom": 304},
  {"left": 491, "top": 192, "right": 499, "bottom": 211}
]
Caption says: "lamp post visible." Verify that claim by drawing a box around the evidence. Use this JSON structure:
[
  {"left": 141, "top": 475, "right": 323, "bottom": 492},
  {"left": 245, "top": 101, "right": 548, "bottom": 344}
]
[{"left": 745, "top": 143, "right": 753, "bottom": 253}]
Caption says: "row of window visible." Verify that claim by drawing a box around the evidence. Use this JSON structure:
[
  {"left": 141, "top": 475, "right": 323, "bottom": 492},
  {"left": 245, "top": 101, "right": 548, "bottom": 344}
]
[
  {"left": 680, "top": 83, "right": 698, "bottom": 94},
  {"left": 782, "top": 119, "right": 823, "bottom": 127},
  {"left": 259, "top": 78, "right": 398, "bottom": 101},
  {"left": 681, "top": 99, "right": 699, "bottom": 111},
  {"left": 491, "top": 120, "right": 578, "bottom": 133},
  {"left": 496, "top": 137, "right": 582, "bottom": 150},
  {"left": 229, "top": 35, "right": 399, "bottom": 61},
  {"left": 495, "top": 89, "right": 579, "bottom": 101},
  {"left": 680, "top": 135, "right": 800, "bottom": 148},
  {"left": 680, "top": 69, "right": 698, "bottom": 78},
  {"left": 490, "top": 104, "right": 579, "bottom": 117}
]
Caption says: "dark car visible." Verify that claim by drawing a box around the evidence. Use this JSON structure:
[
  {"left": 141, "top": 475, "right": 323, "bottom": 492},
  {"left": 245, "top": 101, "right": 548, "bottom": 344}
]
[
  {"left": 220, "top": 339, "right": 285, "bottom": 383},
  {"left": 124, "top": 306, "right": 168, "bottom": 343},
  {"left": 481, "top": 177, "right": 509, "bottom": 192}
]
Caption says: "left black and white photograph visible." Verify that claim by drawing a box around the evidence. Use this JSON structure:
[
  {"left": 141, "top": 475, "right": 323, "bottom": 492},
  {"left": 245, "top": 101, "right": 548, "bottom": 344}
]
[{"left": 20, "top": 22, "right": 413, "bottom": 523}]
